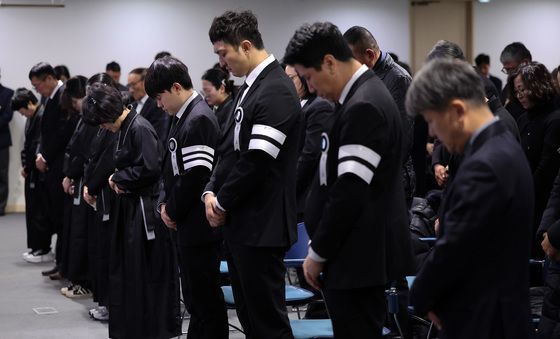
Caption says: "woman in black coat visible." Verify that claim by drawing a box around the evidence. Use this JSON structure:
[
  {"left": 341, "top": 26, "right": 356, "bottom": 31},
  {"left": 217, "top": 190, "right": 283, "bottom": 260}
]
[
  {"left": 511, "top": 62, "right": 560, "bottom": 258},
  {"left": 82, "top": 83, "right": 180, "bottom": 339},
  {"left": 201, "top": 68, "right": 234, "bottom": 133}
]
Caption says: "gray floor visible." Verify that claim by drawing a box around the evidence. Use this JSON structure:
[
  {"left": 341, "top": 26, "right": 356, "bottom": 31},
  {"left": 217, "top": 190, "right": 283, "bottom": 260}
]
[{"left": 0, "top": 213, "right": 252, "bottom": 339}]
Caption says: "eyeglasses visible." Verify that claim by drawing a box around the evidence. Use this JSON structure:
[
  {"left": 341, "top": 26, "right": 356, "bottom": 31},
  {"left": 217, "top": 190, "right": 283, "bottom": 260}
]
[
  {"left": 31, "top": 78, "right": 46, "bottom": 90},
  {"left": 127, "top": 79, "right": 142, "bottom": 88},
  {"left": 501, "top": 67, "right": 515, "bottom": 75},
  {"left": 514, "top": 88, "right": 530, "bottom": 98}
]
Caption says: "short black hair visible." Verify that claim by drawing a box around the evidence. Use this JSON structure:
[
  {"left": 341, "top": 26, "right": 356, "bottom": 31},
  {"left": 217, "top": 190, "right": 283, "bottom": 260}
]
[
  {"left": 11, "top": 88, "right": 38, "bottom": 111},
  {"left": 209, "top": 10, "right": 264, "bottom": 49},
  {"left": 284, "top": 22, "right": 353, "bottom": 70},
  {"left": 87, "top": 73, "right": 118, "bottom": 89},
  {"left": 54, "top": 65, "right": 70, "bottom": 80},
  {"left": 426, "top": 40, "right": 465, "bottom": 62},
  {"left": 202, "top": 68, "right": 234, "bottom": 95},
  {"left": 105, "top": 61, "right": 121, "bottom": 72},
  {"left": 82, "top": 82, "right": 124, "bottom": 126},
  {"left": 129, "top": 67, "right": 147, "bottom": 80},
  {"left": 500, "top": 42, "right": 532, "bottom": 64},
  {"left": 145, "top": 56, "right": 193, "bottom": 97},
  {"left": 154, "top": 51, "right": 171, "bottom": 60},
  {"left": 61, "top": 76, "right": 88, "bottom": 113},
  {"left": 406, "top": 58, "right": 486, "bottom": 115},
  {"left": 508, "top": 62, "right": 556, "bottom": 105},
  {"left": 474, "top": 54, "right": 490, "bottom": 67},
  {"left": 28, "top": 62, "right": 56, "bottom": 80},
  {"left": 343, "top": 26, "right": 379, "bottom": 53}
]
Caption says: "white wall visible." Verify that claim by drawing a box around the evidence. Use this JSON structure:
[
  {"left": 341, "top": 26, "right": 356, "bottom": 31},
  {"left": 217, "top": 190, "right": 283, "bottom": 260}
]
[
  {"left": 473, "top": 0, "right": 560, "bottom": 84},
  {"left": 0, "top": 0, "right": 410, "bottom": 210}
]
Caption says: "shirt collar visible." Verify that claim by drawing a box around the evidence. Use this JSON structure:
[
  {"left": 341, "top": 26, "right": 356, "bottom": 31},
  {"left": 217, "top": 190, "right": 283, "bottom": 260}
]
[
  {"left": 339, "top": 64, "right": 368, "bottom": 105},
  {"left": 176, "top": 91, "right": 198, "bottom": 120},
  {"left": 245, "top": 54, "right": 275, "bottom": 88},
  {"left": 140, "top": 94, "right": 149, "bottom": 105},
  {"left": 470, "top": 116, "right": 499, "bottom": 145},
  {"left": 49, "top": 80, "right": 64, "bottom": 100}
]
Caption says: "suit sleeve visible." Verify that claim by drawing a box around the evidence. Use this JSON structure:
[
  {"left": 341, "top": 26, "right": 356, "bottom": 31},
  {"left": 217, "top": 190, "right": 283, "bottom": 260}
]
[
  {"left": 40, "top": 104, "right": 77, "bottom": 163},
  {"left": 215, "top": 83, "right": 300, "bottom": 211},
  {"left": 538, "top": 169, "right": 560, "bottom": 236},
  {"left": 389, "top": 75, "right": 413, "bottom": 149},
  {"left": 296, "top": 100, "right": 333, "bottom": 201},
  {"left": 310, "top": 102, "right": 388, "bottom": 260},
  {"left": 533, "top": 117, "right": 560, "bottom": 204},
  {"left": 84, "top": 132, "right": 116, "bottom": 195},
  {"left": 111, "top": 124, "right": 162, "bottom": 191},
  {"left": 410, "top": 160, "right": 504, "bottom": 315},
  {"left": 166, "top": 115, "right": 219, "bottom": 222},
  {"left": 431, "top": 138, "right": 450, "bottom": 169}
]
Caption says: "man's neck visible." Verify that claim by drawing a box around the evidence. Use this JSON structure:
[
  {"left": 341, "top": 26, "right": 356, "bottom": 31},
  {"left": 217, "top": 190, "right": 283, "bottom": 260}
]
[
  {"left": 335, "top": 59, "right": 363, "bottom": 101},
  {"left": 245, "top": 49, "right": 269, "bottom": 76}
]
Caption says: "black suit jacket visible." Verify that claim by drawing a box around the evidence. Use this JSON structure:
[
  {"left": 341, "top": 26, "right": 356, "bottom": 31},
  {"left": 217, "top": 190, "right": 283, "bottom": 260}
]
[
  {"left": 410, "top": 121, "right": 533, "bottom": 339},
  {"left": 160, "top": 94, "right": 221, "bottom": 246},
  {"left": 39, "top": 85, "right": 78, "bottom": 174},
  {"left": 305, "top": 69, "right": 413, "bottom": 289},
  {"left": 489, "top": 74, "right": 503, "bottom": 92},
  {"left": 0, "top": 84, "right": 14, "bottom": 149},
  {"left": 296, "top": 96, "right": 335, "bottom": 217},
  {"left": 137, "top": 96, "right": 170, "bottom": 144},
  {"left": 206, "top": 59, "right": 302, "bottom": 247}
]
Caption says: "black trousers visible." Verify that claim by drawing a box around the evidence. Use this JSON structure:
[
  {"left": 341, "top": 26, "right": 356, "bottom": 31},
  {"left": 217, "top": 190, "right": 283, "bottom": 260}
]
[
  {"left": 178, "top": 242, "right": 228, "bottom": 339},
  {"left": 227, "top": 242, "right": 294, "bottom": 339},
  {"left": 24, "top": 175, "right": 51, "bottom": 251},
  {"left": 324, "top": 285, "right": 387, "bottom": 339},
  {"left": 0, "top": 147, "right": 8, "bottom": 213},
  {"left": 43, "top": 166, "right": 65, "bottom": 263}
]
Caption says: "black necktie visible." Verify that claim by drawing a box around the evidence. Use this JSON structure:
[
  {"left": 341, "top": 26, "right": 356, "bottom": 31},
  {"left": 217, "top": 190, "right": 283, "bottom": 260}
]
[{"left": 235, "top": 82, "right": 248, "bottom": 108}]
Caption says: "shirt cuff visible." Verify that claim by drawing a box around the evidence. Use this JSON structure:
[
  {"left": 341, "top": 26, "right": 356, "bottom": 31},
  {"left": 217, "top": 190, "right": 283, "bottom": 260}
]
[
  {"left": 201, "top": 191, "right": 214, "bottom": 203},
  {"left": 37, "top": 153, "right": 47, "bottom": 163},
  {"left": 215, "top": 197, "right": 226, "bottom": 212},
  {"left": 308, "top": 246, "right": 327, "bottom": 263}
]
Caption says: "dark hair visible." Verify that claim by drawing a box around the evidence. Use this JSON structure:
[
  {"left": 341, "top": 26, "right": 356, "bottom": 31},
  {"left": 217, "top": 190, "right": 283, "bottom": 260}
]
[
  {"left": 406, "top": 58, "right": 486, "bottom": 115},
  {"left": 426, "top": 40, "right": 465, "bottom": 62},
  {"left": 61, "top": 76, "right": 88, "bottom": 112},
  {"left": 343, "top": 26, "right": 379, "bottom": 54},
  {"left": 202, "top": 68, "right": 234, "bottom": 95},
  {"left": 11, "top": 88, "right": 38, "bottom": 111},
  {"left": 145, "top": 56, "right": 193, "bottom": 97},
  {"left": 129, "top": 67, "right": 147, "bottom": 80},
  {"left": 284, "top": 22, "right": 353, "bottom": 70},
  {"left": 154, "top": 51, "right": 171, "bottom": 60},
  {"left": 106, "top": 61, "right": 121, "bottom": 72},
  {"left": 552, "top": 66, "right": 560, "bottom": 94},
  {"left": 209, "top": 10, "right": 264, "bottom": 49},
  {"left": 54, "top": 65, "right": 70, "bottom": 80},
  {"left": 500, "top": 42, "right": 532, "bottom": 64},
  {"left": 82, "top": 82, "right": 124, "bottom": 126},
  {"left": 28, "top": 62, "right": 56, "bottom": 80},
  {"left": 87, "top": 72, "right": 118, "bottom": 89},
  {"left": 508, "top": 62, "right": 556, "bottom": 105},
  {"left": 474, "top": 54, "right": 490, "bottom": 67}
]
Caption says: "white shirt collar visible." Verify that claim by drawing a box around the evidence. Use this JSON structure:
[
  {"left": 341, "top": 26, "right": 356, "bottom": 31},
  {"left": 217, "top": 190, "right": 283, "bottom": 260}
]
[
  {"left": 245, "top": 54, "right": 275, "bottom": 88},
  {"left": 300, "top": 99, "right": 308, "bottom": 108},
  {"left": 176, "top": 91, "right": 199, "bottom": 120},
  {"left": 140, "top": 94, "right": 149, "bottom": 105},
  {"left": 49, "top": 80, "right": 64, "bottom": 100},
  {"left": 338, "top": 64, "right": 368, "bottom": 105}
]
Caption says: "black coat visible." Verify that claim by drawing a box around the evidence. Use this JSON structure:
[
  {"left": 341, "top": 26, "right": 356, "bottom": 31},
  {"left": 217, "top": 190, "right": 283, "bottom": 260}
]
[
  {"left": 214, "top": 95, "right": 233, "bottom": 134},
  {"left": 21, "top": 105, "right": 43, "bottom": 176},
  {"left": 0, "top": 84, "right": 14, "bottom": 149},
  {"left": 305, "top": 69, "right": 413, "bottom": 289},
  {"left": 63, "top": 119, "right": 99, "bottom": 180},
  {"left": 160, "top": 93, "right": 221, "bottom": 246},
  {"left": 489, "top": 74, "right": 503, "bottom": 92},
  {"left": 296, "top": 96, "right": 334, "bottom": 218},
  {"left": 207, "top": 59, "right": 302, "bottom": 248},
  {"left": 517, "top": 102, "right": 560, "bottom": 231},
  {"left": 410, "top": 121, "right": 534, "bottom": 339}
]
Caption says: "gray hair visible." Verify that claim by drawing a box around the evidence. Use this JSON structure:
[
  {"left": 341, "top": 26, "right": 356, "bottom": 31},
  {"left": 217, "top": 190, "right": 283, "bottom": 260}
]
[
  {"left": 426, "top": 40, "right": 465, "bottom": 62},
  {"left": 406, "top": 58, "right": 486, "bottom": 115}
]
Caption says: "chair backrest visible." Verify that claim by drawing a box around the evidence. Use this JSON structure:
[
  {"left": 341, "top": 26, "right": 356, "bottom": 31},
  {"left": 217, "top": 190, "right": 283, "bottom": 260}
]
[{"left": 285, "top": 223, "right": 310, "bottom": 260}]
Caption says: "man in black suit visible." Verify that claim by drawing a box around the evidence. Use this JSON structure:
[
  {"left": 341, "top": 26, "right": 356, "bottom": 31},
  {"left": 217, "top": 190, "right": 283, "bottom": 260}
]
[
  {"left": 29, "top": 62, "right": 78, "bottom": 270},
  {"left": 284, "top": 22, "right": 413, "bottom": 338},
  {"left": 204, "top": 10, "right": 301, "bottom": 338},
  {"left": 0, "top": 70, "right": 14, "bottom": 216},
  {"left": 128, "top": 67, "right": 169, "bottom": 143},
  {"left": 146, "top": 56, "right": 228, "bottom": 339},
  {"left": 407, "top": 58, "right": 533, "bottom": 339},
  {"left": 475, "top": 53, "right": 503, "bottom": 92}
]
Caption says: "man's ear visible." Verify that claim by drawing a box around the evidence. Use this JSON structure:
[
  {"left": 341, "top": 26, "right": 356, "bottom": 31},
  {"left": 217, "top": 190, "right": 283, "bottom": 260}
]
[
  {"left": 449, "top": 99, "right": 467, "bottom": 123},
  {"left": 240, "top": 40, "right": 252, "bottom": 54},
  {"left": 323, "top": 54, "right": 336, "bottom": 75}
]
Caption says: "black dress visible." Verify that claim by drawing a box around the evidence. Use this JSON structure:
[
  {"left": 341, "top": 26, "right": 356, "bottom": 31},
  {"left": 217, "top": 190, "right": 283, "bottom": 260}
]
[{"left": 108, "top": 110, "right": 181, "bottom": 339}]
